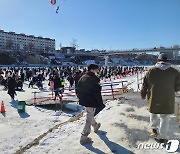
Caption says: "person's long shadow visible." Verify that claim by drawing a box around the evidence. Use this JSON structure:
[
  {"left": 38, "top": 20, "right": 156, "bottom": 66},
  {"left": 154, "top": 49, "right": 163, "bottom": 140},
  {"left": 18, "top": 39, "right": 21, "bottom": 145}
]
[
  {"left": 83, "top": 142, "right": 105, "bottom": 154},
  {"left": 176, "top": 147, "right": 180, "bottom": 153},
  {"left": 15, "top": 89, "right": 25, "bottom": 92},
  {"left": 18, "top": 112, "right": 30, "bottom": 118},
  {"left": 97, "top": 130, "right": 133, "bottom": 154},
  {"left": 40, "top": 88, "right": 50, "bottom": 92},
  {"left": 1, "top": 112, "right": 6, "bottom": 117},
  {"left": 10, "top": 100, "right": 17, "bottom": 109}
]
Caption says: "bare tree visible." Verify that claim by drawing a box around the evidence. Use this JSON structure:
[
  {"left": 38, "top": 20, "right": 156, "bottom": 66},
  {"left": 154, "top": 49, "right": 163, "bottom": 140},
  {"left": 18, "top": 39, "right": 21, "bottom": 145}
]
[
  {"left": 70, "top": 38, "right": 79, "bottom": 49},
  {"left": 28, "top": 42, "right": 34, "bottom": 51}
]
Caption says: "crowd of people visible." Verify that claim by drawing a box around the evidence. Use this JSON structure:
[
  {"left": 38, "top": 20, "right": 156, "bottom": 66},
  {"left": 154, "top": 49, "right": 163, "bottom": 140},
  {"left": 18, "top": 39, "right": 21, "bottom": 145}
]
[
  {"left": 0, "top": 53, "right": 180, "bottom": 145},
  {"left": 0, "top": 65, "right": 145, "bottom": 101}
]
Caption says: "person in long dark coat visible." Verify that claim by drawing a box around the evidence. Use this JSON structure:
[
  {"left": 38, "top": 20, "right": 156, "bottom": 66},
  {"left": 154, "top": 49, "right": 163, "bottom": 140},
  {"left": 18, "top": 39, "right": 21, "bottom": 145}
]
[
  {"left": 53, "top": 74, "right": 61, "bottom": 100},
  {"left": 67, "top": 74, "right": 74, "bottom": 90},
  {"left": 7, "top": 76, "right": 17, "bottom": 101},
  {"left": 74, "top": 71, "right": 82, "bottom": 95}
]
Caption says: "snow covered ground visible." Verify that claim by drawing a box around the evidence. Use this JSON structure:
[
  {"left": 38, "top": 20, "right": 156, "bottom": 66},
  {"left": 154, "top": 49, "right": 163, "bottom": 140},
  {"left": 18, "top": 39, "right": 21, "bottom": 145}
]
[{"left": 0, "top": 70, "right": 179, "bottom": 154}]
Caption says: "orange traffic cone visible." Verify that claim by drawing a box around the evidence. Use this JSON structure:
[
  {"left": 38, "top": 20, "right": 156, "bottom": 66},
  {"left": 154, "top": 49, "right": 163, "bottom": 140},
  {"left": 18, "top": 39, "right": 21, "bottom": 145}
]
[{"left": 1, "top": 101, "right": 5, "bottom": 113}]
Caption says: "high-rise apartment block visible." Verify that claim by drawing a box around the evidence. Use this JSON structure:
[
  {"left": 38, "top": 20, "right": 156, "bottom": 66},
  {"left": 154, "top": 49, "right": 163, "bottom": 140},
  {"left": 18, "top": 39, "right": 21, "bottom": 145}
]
[{"left": 0, "top": 29, "right": 55, "bottom": 52}]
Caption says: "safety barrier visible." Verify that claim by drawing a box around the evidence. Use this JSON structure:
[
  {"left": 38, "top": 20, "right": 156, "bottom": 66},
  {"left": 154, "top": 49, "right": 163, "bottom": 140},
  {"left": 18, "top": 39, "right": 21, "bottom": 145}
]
[
  {"left": 29, "top": 70, "right": 148, "bottom": 106},
  {"left": 31, "top": 92, "right": 63, "bottom": 111},
  {"left": 101, "top": 81, "right": 128, "bottom": 99},
  {"left": 30, "top": 79, "right": 131, "bottom": 106}
]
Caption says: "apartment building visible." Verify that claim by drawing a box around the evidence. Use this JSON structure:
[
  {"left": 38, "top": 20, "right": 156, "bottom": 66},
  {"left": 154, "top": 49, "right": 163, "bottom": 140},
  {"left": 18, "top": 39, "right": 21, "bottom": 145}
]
[{"left": 0, "top": 29, "right": 55, "bottom": 52}]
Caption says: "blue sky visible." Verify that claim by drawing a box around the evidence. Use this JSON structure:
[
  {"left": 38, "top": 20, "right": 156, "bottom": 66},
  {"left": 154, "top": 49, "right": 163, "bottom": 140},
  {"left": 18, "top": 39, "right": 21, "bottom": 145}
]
[{"left": 0, "top": 0, "right": 180, "bottom": 50}]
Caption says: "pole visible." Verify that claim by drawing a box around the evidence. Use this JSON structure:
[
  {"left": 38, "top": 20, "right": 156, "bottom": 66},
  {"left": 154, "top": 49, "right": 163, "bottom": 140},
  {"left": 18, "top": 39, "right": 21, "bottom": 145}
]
[
  {"left": 59, "top": 95, "right": 63, "bottom": 110},
  {"left": 105, "top": 56, "right": 109, "bottom": 67},
  {"left": 52, "top": 90, "right": 54, "bottom": 98},
  {"left": 137, "top": 71, "right": 139, "bottom": 91},
  {"left": 33, "top": 92, "right": 37, "bottom": 106},
  {"left": 110, "top": 83, "right": 115, "bottom": 100},
  {"left": 121, "top": 82, "right": 124, "bottom": 93}
]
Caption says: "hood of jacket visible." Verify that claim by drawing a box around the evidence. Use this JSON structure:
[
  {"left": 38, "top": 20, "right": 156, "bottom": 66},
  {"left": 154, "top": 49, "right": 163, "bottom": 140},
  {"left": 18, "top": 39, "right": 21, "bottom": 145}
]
[{"left": 155, "top": 61, "right": 171, "bottom": 70}]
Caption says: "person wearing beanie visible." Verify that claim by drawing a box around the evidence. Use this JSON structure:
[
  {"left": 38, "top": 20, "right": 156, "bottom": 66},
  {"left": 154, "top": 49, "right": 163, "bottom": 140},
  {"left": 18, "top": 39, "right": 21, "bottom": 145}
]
[
  {"left": 141, "top": 53, "right": 180, "bottom": 143},
  {"left": 77, "top": 64, "right": 105, "bottom": 144}
]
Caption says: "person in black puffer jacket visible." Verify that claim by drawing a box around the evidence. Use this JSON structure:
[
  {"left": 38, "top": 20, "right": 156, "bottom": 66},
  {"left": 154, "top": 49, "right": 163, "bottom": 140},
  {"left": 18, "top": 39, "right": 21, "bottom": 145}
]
[
  {"left": 78, "top": 64, "right": 105, "bottom": 144},
  {"left": 53, "top": 74, "right": 61, "bottom": 100},
  {"left": 7, "top": 76, "right": 17, "bottom": 101}
]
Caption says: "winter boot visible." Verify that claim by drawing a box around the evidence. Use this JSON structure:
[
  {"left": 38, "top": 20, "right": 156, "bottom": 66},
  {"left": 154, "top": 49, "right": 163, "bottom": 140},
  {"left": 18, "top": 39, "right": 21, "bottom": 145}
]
[
  {"left": 150, "top": 129, "right": 158, "bottom": 137},
  {"left": 94, "top": 123, "right": 101, "bottom": 133},
  {"left": 80, "top": 135, "right": 92, "bottom": 144}
]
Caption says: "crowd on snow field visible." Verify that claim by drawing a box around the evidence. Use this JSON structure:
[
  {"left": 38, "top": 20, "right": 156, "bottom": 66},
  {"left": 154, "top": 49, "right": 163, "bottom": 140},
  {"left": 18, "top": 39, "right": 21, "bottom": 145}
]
[
  {"left": 0, "top": 65, "right": 145, "bottom": 101},
  {"left": 0, "top": 53, "right": 180, "bottom": 145}
]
